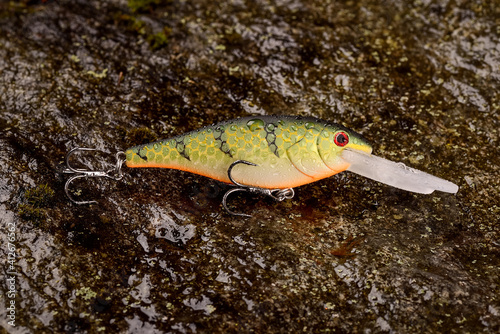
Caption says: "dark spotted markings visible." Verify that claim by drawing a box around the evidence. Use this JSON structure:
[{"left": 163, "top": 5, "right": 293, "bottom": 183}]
[
  {"left": 175, "top": 139, "right": 191, "bottom": 161},
  {"left": 213, "top": 125, "right": 233, "bottom": 157},
  {"left": 264, "top": 122, "right": 280, "bottom": 158},
  {"left": 137, "top": 148, "right": 148, "bottom": 161}
]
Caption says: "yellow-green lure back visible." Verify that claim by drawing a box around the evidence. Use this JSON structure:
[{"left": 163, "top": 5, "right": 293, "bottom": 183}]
[{"left": 125, "top": 116, "right": 373, "bottom": 189}]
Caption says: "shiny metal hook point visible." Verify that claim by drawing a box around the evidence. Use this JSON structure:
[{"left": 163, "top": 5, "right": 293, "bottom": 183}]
[
  {"left": 63, "top": 147, "right": 126, "bottom": 205},
  {"left": 222, "top": 160, "right": 295, "bottom": 217}
]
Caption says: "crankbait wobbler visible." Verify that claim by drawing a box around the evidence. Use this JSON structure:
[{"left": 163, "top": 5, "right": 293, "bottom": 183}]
[{"left": 63, "top": 115, "right": 458, "bottom": 216}]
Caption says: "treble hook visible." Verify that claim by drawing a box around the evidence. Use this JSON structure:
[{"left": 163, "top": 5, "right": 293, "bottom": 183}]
[
  {"left": 222, "top": 160, "right": 295, "bottom": 217},
  {"left": 63, "top": 147, "right": 126, "bottom": 205}
]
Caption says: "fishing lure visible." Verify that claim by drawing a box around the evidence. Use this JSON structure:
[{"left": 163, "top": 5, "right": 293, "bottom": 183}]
[{"left": 64, "top": 115, "right": 458, "bottom": 216}]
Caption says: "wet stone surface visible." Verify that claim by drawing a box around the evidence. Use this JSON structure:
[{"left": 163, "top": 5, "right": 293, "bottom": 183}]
[{"left": 0, "top": 0, "right": 499, "bottom": 332}]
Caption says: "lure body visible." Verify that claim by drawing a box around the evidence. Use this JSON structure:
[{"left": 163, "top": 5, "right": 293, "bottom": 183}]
[{"left": 125, "top": 116, "right": 373, "bottom": 189}]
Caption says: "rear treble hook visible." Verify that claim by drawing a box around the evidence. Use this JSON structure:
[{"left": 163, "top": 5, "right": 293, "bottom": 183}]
[
  {"left": 63, "top": 147, "right": 126, "bottom": 205},
  {"left": 222, "top": 160, "right": 295, "bottom": 217}
]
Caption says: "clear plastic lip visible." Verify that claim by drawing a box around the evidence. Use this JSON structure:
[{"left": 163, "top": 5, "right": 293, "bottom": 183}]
[{"left": 341, "top": 148, "right": 459, "bottom": 194}]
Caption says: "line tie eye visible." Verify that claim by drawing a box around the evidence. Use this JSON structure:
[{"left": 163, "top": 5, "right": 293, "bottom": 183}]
[{"left": 334, "top": 132, "right": 349, "bottom": 147}]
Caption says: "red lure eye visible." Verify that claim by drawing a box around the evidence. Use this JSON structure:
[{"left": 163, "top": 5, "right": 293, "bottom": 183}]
[{"left": 334, "top": 132, "right": 349, "bottom": 146}]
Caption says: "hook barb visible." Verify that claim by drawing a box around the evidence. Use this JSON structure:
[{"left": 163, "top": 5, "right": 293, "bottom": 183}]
[
  {"left": 222, "top": 160, "right": 295, "bottom": 217},
  {"left": 63, "top": 147, "right": 126, "bottom": 205},
  {"left": 222, "top": 188, "right": 252, "bottom": 218}
]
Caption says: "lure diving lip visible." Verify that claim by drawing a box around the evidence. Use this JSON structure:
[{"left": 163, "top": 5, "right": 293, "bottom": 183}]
[{"left": 341, "top": 148, "right": 459, "bottom": 194}]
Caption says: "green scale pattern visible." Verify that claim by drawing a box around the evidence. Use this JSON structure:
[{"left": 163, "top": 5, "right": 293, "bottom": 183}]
[{"left": 125, "top": 115, "right": 372, "bottom": 188}]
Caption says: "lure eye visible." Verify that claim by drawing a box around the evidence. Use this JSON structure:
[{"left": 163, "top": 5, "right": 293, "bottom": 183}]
[{"left": 334, "top": 132, "right": 349, "bottom": 147}]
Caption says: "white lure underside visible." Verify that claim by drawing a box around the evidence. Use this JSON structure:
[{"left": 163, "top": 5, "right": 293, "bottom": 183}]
[{"left": 341, "top": 148, "right": 459, "bottom": 194}]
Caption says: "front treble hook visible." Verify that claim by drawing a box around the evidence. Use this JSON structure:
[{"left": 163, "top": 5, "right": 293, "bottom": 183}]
[
  {"left": 63, "top": 147, "right": 126, "bottom": 205},
  {"left": 222, "top": 160, "right": 295, "bottom": 217}
]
